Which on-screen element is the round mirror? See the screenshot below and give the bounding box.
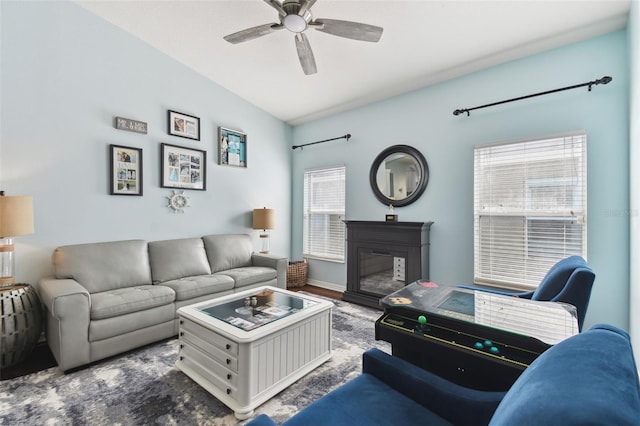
[369,145,429,207]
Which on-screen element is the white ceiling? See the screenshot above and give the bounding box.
[76,0,631,125]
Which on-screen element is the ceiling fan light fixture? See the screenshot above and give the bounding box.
[284,14,307,33]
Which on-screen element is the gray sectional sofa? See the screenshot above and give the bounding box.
[37,234,288,372]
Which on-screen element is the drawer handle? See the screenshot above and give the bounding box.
[179,320,184,325]
[179,356,184,361]
[226,358,231,365]
[180,344,184,349]
[226,344,231,350]
[227,374,232,380]
[226,388,231,395]
[179,331,184,337]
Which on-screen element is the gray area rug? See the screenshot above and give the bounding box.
[0,294,390,425]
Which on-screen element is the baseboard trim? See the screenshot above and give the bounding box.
[306,279,345,293]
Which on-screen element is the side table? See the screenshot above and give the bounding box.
[1,284,43,369]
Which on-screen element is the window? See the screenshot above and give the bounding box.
[474,133,587,289]
[303,165,346,262]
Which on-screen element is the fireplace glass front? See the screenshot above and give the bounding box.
[359,249,406,296]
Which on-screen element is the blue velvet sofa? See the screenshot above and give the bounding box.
[248,324,640,426]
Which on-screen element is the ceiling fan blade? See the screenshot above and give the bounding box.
[298,0,317,16]
[313,18,383,42]
[223,23,283,44]
[264,0,287,17]
[295,33,317,75]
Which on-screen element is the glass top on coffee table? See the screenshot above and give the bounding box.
[196,287,318,332]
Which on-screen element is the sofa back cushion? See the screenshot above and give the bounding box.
[54,240,151,293]
[148,238,212,283]
[203,234,253,273]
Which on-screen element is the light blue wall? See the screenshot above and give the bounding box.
[292,30,630,330]
[0,2,292,286]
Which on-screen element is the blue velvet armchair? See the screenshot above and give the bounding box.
[247,324,640,426]
[459,256,595,330]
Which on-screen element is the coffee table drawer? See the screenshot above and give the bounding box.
[179,350,238,399]
[179,344,238,387]
[180,318,238,355]
[180,325,239,371]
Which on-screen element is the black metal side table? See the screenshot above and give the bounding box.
[1,284,43,369]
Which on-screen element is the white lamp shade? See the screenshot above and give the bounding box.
[253,208,275,230]
[0,195,34,237]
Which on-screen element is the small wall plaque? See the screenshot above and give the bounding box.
[115,116,148,134]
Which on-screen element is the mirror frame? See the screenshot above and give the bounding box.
[369,144,429,207]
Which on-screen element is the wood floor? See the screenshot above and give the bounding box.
[289,285,343,300]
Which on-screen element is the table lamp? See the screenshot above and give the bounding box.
[253,207,275,254]
[0,191,34,287]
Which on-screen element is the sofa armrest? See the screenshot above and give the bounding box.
[37,277,91,371]
[489,324,640,425]
[362,348,505,425]
[252,253,288,289]
[38,277,90,315]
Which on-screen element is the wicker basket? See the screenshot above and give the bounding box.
[287,260,308,288]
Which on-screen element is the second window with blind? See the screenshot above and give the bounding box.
[303,165,346,262]
[474,132,587,290]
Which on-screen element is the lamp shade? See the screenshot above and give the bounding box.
[253,208,275,230]
[0,195,34,237]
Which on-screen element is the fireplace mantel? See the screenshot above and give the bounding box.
[342,220,433,309]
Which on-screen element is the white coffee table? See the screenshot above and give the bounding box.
[175,286,333,419]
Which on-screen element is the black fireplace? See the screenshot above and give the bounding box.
[342,221,432,309]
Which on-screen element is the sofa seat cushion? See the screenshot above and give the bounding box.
[280,373,452,426]
[217,267,277,288]
[148,238,212,283]
[90,285,175,320]
[159,274,235,301]
[89,303,175,342]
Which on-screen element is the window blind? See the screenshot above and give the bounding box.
[303,165,346,261]
[474,133,587,289]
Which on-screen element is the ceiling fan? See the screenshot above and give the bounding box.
[223,0,383,75]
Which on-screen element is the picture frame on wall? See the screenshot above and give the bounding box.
[161,143,206,190]
[218,126,247,168]
[110,144,143,196]
[168,110,200,141]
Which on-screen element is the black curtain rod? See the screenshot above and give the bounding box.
[292,133,351,150]
[453,75,612,117]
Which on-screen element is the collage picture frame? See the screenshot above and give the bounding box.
[160,143,206,191]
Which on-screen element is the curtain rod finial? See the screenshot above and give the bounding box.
[600,76,612,85]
